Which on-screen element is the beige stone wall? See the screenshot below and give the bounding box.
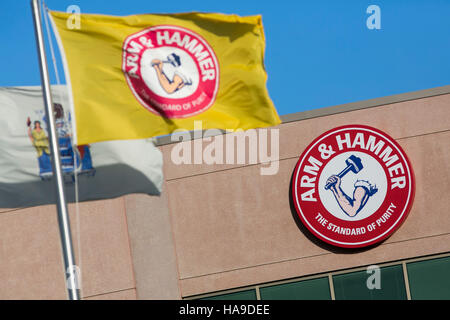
[1,88,449,299]
[159,92,450,297]
[0,198,136,299]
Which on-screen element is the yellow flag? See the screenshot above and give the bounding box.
[50,11,281,145]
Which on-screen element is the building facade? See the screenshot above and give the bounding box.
[1,85,449,299]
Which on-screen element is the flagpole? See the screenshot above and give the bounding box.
[31,0,80,300]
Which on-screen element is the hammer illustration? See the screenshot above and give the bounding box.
[152,53,181,67]
[324,155,363,190]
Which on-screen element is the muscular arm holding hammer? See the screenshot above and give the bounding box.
[326,175,371,217]
[151,59,185,94]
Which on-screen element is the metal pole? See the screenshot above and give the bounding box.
[31,0,80,300]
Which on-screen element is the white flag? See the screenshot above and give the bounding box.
[0,85,163,208]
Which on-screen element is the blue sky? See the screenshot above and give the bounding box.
[1,0,449,116]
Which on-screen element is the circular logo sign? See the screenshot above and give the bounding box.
[122,25,220,118]
[292,125,415,248]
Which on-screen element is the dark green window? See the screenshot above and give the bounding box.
[201,289,257,300]
[333,265,407,300]
[407,256,450,300]
[259,277,331,300]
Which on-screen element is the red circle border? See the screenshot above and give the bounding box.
[291,125,416,249]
